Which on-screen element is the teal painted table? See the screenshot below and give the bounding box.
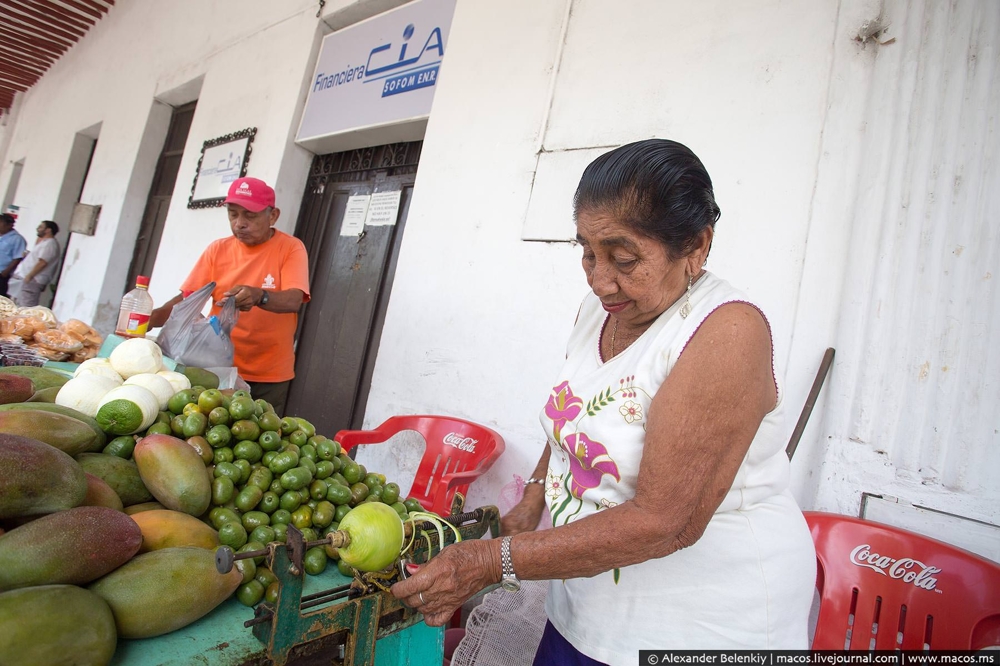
[109,567,444,666]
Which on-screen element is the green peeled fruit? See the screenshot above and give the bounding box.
[88,546,242,638]
[0,409,102,456]
[0,433,87,519]
[0,506,142,591]
[0,401,107,449]
[76,452,153,506]
[0,585,117,666]
[133,433,211,516]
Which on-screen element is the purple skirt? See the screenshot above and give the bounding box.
[533,621,609,666]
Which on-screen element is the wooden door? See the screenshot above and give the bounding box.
[286,142,421,437]
[127,102,196,287]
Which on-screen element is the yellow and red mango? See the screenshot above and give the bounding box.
[131,509,220,552]
[0,585,117,666]
[88,546,242,638]
[0,506,141,591]
[134,434,211,516]
[0,433,86,519]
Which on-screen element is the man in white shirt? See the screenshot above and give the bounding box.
[10,220,61,307]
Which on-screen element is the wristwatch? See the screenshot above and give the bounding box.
[258,290,269,307]
[499,536,520,592]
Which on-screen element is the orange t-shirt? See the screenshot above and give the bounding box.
[181,230,310,383]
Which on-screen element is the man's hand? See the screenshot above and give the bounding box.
[222,285,263,311]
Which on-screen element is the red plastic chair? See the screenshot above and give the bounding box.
[334,415,505,516]
[805,511,1000,650]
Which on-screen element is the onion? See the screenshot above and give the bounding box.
[338,502,405,572]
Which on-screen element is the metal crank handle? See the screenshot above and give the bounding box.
[215,531,353,574]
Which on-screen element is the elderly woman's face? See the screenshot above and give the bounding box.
[576,210,690,329]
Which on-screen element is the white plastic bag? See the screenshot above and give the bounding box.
[157,282,238,369]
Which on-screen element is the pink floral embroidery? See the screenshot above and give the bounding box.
[561,432,621,498]
[545,380,583,440]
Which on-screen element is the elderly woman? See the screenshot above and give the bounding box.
[392,139,816,662]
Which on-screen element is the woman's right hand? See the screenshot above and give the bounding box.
[500,486,546,536]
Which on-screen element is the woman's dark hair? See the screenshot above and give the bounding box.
[573,139,721,260]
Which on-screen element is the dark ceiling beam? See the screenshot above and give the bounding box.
[0,67,38,89]
[0,25,71,58]
[0,43,55,71]
[52,0,103,21]
[2,19,76,51]
[0,76,32,92]
[79,0,111,13]
[9,0,97,29]
[0,6,87,44]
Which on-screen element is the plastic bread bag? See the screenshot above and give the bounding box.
[156,282,238,369]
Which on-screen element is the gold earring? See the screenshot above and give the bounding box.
[679,276,693,319]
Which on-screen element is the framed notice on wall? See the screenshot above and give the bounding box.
[188,127,256,209]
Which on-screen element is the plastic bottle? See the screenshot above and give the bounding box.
[115,275,154,338]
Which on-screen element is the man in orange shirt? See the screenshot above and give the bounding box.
[151,177,310,415]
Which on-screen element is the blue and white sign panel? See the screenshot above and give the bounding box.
[297,0,456,148]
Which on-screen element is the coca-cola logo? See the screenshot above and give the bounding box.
[849,544,942,591]
[443,432,477,452]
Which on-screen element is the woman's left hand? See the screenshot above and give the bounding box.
[390,539,500,627]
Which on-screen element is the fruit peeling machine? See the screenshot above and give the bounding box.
[215,502,501,666]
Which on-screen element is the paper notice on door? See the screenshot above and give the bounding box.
[341,195,370,236]
[364,190,402,226]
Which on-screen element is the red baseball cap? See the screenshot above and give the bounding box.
[224,177,275,212]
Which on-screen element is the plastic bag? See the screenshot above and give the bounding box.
[157,282,238,369]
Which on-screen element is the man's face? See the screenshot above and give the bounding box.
[0,219,13,234]
[36,224,50,239]
[227,204,279,247]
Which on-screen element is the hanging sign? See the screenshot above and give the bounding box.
[341,195,371,236]
[297,0,456,151]
[365,190,402,227]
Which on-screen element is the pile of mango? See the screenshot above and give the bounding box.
[0,365,412,665]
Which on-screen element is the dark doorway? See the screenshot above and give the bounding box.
[286,141,421,437]
[127,101,196,287]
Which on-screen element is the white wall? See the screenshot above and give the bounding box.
[0,0,322,332]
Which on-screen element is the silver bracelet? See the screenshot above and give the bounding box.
[525,477,545,486]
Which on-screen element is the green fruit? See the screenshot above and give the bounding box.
[167,389,197,415]
[265,581,280,604]
[0,585,116,666]
[270,509,292,525]
[250,525,276,545]
[209,507,242,530]
[0,506,142,590]
[235,485,264,513]
[309,479,329,501]
[271,523,288,542]
[0,402,107,450]
[314,460,334,480]
[212,447,235,464]
[242,510,270,533]
[208,406,231,426]
[279,417,298,435]
[218,522,248,550]
[255,567,278,589]
[236,579,265,607]
[382,483,401,505]
[342,461,363,485]
[258,411,282,432]
[181,411,208,438]
[326,483,352,506]
[0,410,102,456]
[183,367,220,390]
[258,491,280,515]
[212,475,236,504]
[197,388,225,413]
[232,458,252,484]
[88,547,241,638]
[304,547,328,575]
[337,558,354,577]
[279,490,302,513]
[334,504,352,523]
[231,419,261,442]
[289,429,308,447]
[186,436,214,464]
[146,422,173,436]
[315,438,340,461]
[240,540,267,565]
[228,396,256,421]
[291,505,313,529]
[403,498,424,513]
[103,435,138,459]
[280,467,313,491]
[349,482,370,505]
[258,429,282,451]
[0,366,69,390]
[235,557,257,585]
[311,501,335,528]
[269,450,299,475]
[234,440,263,463]
[76,452,152,507]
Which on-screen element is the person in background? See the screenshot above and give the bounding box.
[0,214,26,298]
[391,139,816,663]
[150,177,310,416]
[10,220,60,307]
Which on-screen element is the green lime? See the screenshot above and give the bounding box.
[382,483,400,505]
[197,388,225,413]
[234,440,263,464]
[314,460,334,480]
[235,485,264,513]
[341,462,362,485]
[214,461,242,483]
[337,558,354,577]
[235,556,257,585]
[258,491,280,515]
[271,523,288,542]
[326,483,352,506]
[209,507,241,530]
[236,579,265,607]
[391,501,408,518]
[206,424,232,448]
[315,438,340,461]
[242,510,271,533]
[95,399,145,436]
[258,411,282,432]
[233,458,252,484]
[309,479,328,501]
[293,418,316,438]
[289,429,308,447]
[304,547,327,576]
[240,540,267,565]
[258,430,282,452]
[311,501,335,528]
[250,525,276,545]
[291,505,313,529]
[146,422,172,437]
[208,406,231,426]
[265,581,280,604]
[299,444,317,462]
[103,435,137,459]
[403,498,424,513]
[167,389,197,415]
[255,567,278,589]
[279,490,302,513]
[270,509,292,525]
[279,417,298,436]
[334,504,352,523]
[349,482,369,505]
[212,476,235,505]
[212,447,235,465]
[182,411,208,438]
[229,396,256,421]
[218,521,248,550]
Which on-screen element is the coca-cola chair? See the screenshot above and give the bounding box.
[334,415,505,516]
[805,511,1000,650]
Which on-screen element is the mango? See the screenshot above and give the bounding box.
[27,385,60,402]
[124,500,166,515]
[132,509,220,552]
[183,366,220,389]
[0,401,106,449]
[0,433,86,518]
[76,452,153,506]
[81,472,124,511]
[88,546,242,638]
[0,506,141,591]
[0,374,33,404]
[0,366,69,390]
[0,585,116,666]
[134,433,211,516]
[0,409,102,456]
